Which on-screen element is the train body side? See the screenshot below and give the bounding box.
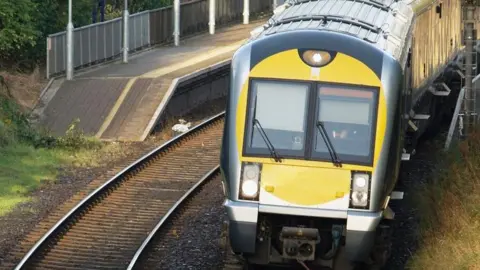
[411,0,462,102]
[404,0,464,152]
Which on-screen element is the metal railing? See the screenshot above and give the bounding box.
[46,0,273,78]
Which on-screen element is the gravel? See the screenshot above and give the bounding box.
[386,135,443,269]
[138,176,227,270]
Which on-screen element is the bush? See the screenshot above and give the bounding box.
[0,94,101,151]
[0,119,14,147]
[55,118,103,151]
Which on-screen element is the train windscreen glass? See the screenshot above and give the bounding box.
[313,85,377,164]
[247,80,310,156]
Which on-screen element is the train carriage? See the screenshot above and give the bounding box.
[220,0,460,268]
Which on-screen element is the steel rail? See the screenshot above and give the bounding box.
[126,165,220,270]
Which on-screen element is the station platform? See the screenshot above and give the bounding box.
[33,20,266,141]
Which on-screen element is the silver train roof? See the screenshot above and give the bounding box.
[249,0,414,66]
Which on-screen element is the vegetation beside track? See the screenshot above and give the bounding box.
[0,2,182,205]
[407,133,480,269]
[0,85,127,216]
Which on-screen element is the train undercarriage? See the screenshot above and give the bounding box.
[231,213,395,270]
[404,79,463,156]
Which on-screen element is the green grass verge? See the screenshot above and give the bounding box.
[407,134,480,269]
[0,94,125,216]
[0,144,63,215]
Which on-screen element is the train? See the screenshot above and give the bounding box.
[220,0,464,269]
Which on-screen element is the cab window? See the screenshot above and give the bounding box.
[245,80,310,157]
[313,85,377,164]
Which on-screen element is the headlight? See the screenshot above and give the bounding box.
[354,174,367,188]
[241,179,258,197]
[240,163,260,199]
[350,173,370,208]
[299,50,334,67]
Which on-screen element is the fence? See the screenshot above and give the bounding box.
[46,0,273,78]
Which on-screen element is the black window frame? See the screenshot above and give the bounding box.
[310,82,379,166]
[242,78,313,160]
[242,77,379,166]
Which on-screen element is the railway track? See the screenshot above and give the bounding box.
[3,112,224,270]
[125,166,222,270]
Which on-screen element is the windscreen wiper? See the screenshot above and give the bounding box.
[254,119,282,163]
[316,121,342,167]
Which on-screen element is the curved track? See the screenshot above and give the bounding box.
[126,166,222,270]
[5,112,224,270]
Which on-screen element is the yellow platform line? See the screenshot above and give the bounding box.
[95,38,247,140]
[96,77,138,138]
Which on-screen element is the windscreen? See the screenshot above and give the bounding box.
[314,85,376,161]
[243,79,378,164]
[248,80,310,154]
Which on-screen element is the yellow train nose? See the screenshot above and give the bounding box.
[260,164,351,207]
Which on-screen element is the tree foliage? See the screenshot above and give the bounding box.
[0,0,174,70]
[0,0,39,64]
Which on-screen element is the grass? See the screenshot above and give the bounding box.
[0,85,127,216]
[0,142,125,216]
[0,144,63,215]
[407,132,480,270]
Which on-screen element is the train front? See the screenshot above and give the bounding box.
[220,25,400,267]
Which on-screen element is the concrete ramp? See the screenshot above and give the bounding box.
[98,78,157,140]
[37,78,129,136]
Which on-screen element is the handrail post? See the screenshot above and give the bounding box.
[462,5,477,134]
[209,0,216,35]
[123,0,129,63]
[273,0,278,9]
[174,0,180,46]
[243,0,250,24]
[46,37,50,79]
[66,0,74,80]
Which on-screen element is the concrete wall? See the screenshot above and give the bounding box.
[154,65,230,129]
